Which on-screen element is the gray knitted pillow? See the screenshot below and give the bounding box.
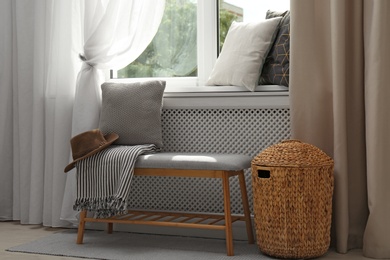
[99,80,166,147]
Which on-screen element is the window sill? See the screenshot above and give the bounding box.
[164,84,288,94]
[108,78,289,109]
[163,85,289,109]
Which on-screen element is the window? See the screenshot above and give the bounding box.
[111,0,289,89]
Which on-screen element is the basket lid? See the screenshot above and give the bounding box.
[252,139,334,167]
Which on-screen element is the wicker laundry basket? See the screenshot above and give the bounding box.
[251,140,334,259]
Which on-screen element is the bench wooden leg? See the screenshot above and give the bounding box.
[77,210,87,244]
[107,223,113,234]
[222,172,234,256]
[238,171,255,244]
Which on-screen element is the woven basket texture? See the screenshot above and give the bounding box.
[251,140,334,259]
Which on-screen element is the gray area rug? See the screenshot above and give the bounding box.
[7,229,276,260]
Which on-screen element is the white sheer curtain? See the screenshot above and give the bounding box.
[61,0,165,223]
[0,0,164,227]
[0,0,79,226]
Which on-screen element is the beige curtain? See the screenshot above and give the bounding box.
[290,0,390,258]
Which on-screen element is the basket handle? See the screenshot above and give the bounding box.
[257,169,270,179]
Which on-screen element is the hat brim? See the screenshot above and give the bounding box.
[64,132,119,173]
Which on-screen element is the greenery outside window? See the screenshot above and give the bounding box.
[116,0,197,78]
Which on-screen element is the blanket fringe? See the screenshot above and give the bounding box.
[73,197,128,218]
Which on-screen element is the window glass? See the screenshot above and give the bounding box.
[116,0,197,78]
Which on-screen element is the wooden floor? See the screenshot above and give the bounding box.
[0,221,371,260]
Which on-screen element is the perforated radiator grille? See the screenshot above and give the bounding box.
[127,108,291,214]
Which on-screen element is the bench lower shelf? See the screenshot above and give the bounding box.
[81,209,247,231]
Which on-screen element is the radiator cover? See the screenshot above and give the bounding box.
[127,108,291,214]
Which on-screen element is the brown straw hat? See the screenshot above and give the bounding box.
[64,129,119,173]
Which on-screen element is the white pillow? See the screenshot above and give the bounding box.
[206,18,282,92]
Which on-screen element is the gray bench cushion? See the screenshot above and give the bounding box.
[135,153,251,171]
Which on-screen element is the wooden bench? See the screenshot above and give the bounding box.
[75,153,255,256]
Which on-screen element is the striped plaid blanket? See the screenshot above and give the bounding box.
[73,144,156,218]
